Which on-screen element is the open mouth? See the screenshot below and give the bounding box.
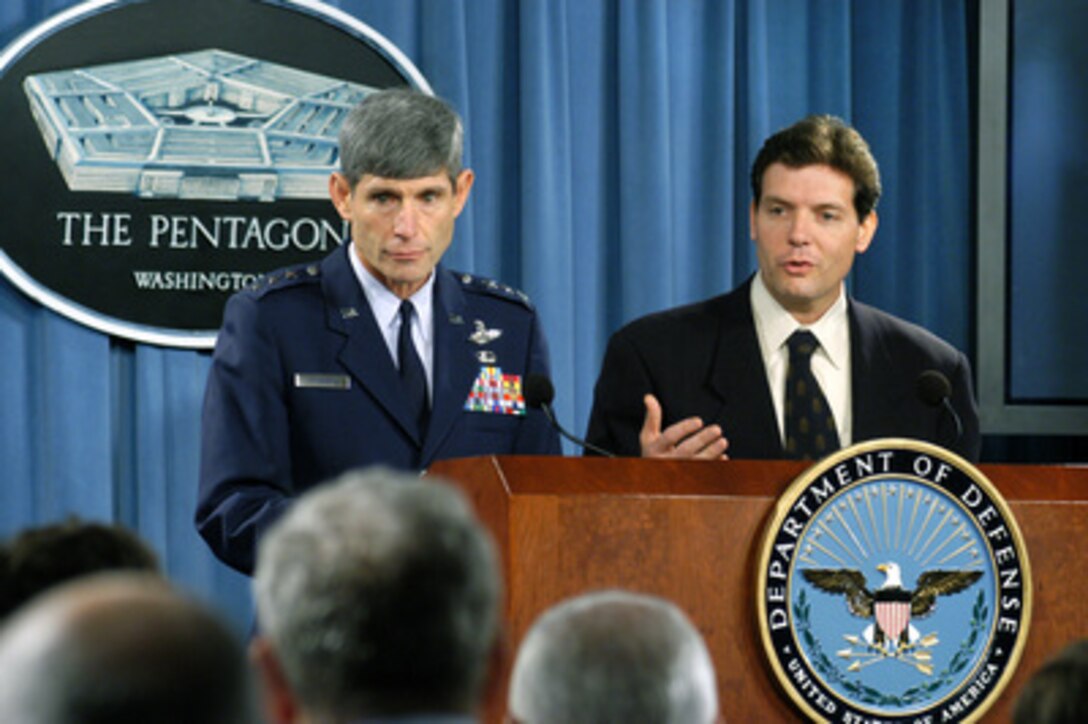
[783,259,813,274]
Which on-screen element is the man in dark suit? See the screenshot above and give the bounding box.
[197,89,559,574]
[586,115,979,462]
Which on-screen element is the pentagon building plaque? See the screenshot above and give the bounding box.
[24,49,376,202]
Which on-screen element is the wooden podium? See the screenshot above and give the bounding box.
[428,455,1088,722]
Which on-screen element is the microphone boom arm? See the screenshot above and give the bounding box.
[540,402,615,458]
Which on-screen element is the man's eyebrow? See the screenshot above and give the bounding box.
[415,183,450,195]
[366,185,402,197]
[761,195,848,211]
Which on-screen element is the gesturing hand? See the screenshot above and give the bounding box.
[638,394,729,460]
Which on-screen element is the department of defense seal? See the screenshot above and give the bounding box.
[756,439,1031,723]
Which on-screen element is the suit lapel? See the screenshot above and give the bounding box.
[322,246,422,444]
[705,280,785,458]
[849,299,893,441]
[421,268,477,464]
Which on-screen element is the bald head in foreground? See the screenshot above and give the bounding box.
[0,572,255,724]
[508,589,719,724]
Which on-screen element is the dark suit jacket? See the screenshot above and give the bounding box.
[585,277,980,462]
[197,245,560,573]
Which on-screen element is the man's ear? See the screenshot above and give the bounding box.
[250,636,301,724]
[328,172,353,220]
[452,169,475,217]
[855,209,878,254]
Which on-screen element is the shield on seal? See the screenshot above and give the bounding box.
[875,598,911,645]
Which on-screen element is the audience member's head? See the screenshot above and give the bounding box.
[508,589,719,724]
[1013,638,1088,724]
[252,466,501,723]
[0,572,256,724]
[0,516,159,619]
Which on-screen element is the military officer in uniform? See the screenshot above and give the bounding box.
[196,89,560,575]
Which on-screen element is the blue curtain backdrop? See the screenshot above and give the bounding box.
[0,0,973,629]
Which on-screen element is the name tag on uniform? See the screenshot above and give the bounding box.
[294,373,351,390]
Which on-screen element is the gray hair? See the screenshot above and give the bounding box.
[338,87,464,188]
[0,572,257,724]
[508,589,719,724]
[253,467,500,721]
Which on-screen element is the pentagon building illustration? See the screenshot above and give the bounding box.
[23,49,378,201]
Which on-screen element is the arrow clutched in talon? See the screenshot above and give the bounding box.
[849,656,891,673]
[895,632,940,658]
[904,659,934,676]
[842,633,889,656]
[884,646,936,676]
[910,633,939,650]
[838,647,882,660]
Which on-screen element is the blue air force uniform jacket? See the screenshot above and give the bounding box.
[196,245,560,574]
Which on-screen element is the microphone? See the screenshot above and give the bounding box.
[916,370,963,443]
[523,374,615,457]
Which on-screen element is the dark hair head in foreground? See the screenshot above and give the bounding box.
[1013,638,1088,724]
[0,516,159,620]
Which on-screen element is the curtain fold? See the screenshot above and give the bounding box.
[0,0,975,629]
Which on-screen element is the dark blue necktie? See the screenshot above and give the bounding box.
[398,300,429,437]
[784,330,840,460]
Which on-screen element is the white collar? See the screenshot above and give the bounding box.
[751,273,849,368]
[349,246,435,344]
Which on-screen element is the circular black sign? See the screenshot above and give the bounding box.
[0,0,428,347]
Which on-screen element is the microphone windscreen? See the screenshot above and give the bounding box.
[523,374,555,409]
[916,370,952,408]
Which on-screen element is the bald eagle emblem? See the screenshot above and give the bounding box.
[803,561,981,672]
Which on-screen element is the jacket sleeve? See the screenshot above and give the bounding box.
[949,350,981,463]
[584,329,651,457]
[195,292,294,575]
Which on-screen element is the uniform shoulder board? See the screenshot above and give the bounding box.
[248,263,322,296]
[456,272,534,309]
